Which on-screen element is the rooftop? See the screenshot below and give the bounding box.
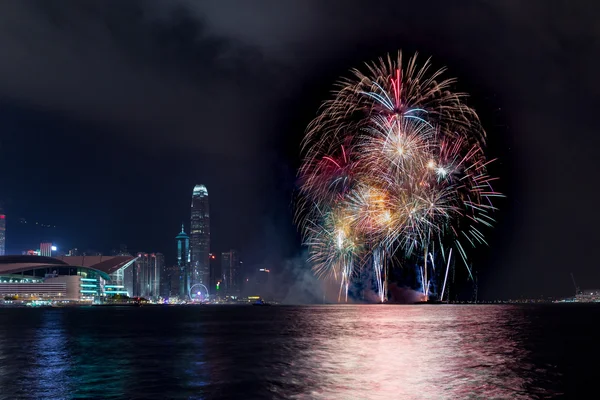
[0,255,137,279]
[193,184,208,196]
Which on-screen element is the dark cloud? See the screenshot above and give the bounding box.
[0,0,286,158]
[0,0,598,298]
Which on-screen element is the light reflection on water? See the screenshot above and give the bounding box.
[279,306,543,399]
[30,311,72,398]
[0,305,581,399]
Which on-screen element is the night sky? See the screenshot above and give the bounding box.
[0,1,597,299]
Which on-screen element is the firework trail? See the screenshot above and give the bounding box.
[297,52,502,302]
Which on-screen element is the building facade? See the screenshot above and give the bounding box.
[221,249,241,295]
[0,255,136,302]
[161,265,180,299]
[176,225,190,298]
[40,242,52,257]
[0,212,5,256]
[132,252,163,300]
[209,253,220,295]
[190,185,210,289]
[150,253,164,299]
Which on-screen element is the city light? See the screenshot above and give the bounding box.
[51,245,57,251]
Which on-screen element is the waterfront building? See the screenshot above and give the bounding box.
[151,253,164,299]
[0,255,136,302]
[576,290,600,302]
[209,253,220,295]
[176,225,190,298]
[221,249,241,295]
[190,185,210,289]
[131,252,163,300]
[161,265,180,298]
[133,253,149,298]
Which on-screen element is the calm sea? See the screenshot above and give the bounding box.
[0,304,597,399]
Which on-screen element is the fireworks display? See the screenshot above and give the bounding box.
[297,52,502,302]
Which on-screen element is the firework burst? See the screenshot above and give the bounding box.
[297,52,502,302]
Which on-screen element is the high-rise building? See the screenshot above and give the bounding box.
[133,253,149,298]
[150,253,164,299]
[190,185,210,288]
[176,224,190,299]
[221,249,241,295]
[161,265,180,299]
[124,263,134,297]
[221,251,231,292]
[132,252,163,300]
[40,242,53,257]
[0,212,5,256]
[209,253,220,294]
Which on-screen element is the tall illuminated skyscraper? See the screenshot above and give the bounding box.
[175,224,190,298]
[190,185,210,288]
[0,211,5,256]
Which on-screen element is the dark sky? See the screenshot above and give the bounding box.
[0,0,598,299]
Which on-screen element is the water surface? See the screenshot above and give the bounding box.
[0,304,596,399]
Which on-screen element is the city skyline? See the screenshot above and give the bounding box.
[0,3,596,399]
[0,1,597,299]
[0,208,267,302]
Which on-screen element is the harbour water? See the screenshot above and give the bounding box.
[0,304,597,399]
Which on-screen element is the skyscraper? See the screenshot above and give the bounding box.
[133,253,149,298]
[176,224,190,298]
[0,212,5,256]
[221,249,241,295]
[161,265,180,299]
[209,253,220,294]
[148,253,165,300]
[40,242,53,257]
[190,185,210,288]
[132,252,164,300]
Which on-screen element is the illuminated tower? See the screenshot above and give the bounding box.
[175,224,190,298]
[0,211,5,256]
[190,185,210,288]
